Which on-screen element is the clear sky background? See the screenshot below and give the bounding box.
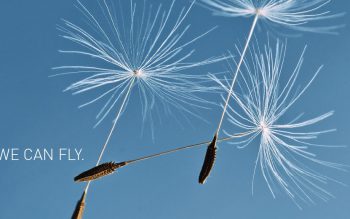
[0,0,349,218]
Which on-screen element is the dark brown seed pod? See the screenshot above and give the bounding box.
[71,191,86,219]
[198,134,218,184]
[74,161,127,182]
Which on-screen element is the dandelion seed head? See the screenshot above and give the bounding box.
[200,0,343,34]
[212,39,346,206]
[54,0,225,133]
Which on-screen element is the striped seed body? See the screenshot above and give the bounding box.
[74,162,126,182]
[71,191,86,219]
[198,134,217,184]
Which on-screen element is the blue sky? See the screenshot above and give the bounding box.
[0,0,349,218]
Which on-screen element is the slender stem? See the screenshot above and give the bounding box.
[96,78,136,166]
[85,77,136,193]
[122,130,255,166]
[215,14,259,136]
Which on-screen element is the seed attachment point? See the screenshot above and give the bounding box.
[133,69,143,77]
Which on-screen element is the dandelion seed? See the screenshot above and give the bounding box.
[55,0,225,185]
[212,39,346,206]
[54,0,224,130]
[71,191,86,219]
[197,0,342,184]
[196,15,257,183]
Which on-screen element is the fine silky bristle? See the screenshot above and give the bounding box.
[198,135,218,184]
[71,191,86,219]
[74,162,126,182]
